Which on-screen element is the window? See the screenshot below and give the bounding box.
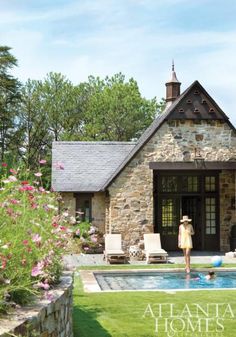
[205,197,216,234]
[161,198,178,235]
[205,176,216,192]
[161,176,177,192]
[182,176,199,192]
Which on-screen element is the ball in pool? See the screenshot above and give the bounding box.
[211,255,222,267]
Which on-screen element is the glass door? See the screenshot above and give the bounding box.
[157,197,179,250]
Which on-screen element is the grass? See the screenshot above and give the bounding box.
[73,265,236,337]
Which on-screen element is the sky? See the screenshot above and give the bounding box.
[1,0,236,125]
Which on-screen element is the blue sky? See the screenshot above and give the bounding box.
[1,0,236,125]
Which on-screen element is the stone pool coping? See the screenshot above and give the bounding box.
[79,267,236,293]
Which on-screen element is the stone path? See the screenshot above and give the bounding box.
[63,251,236,268]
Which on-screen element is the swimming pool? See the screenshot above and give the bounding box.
[94,271,236,291]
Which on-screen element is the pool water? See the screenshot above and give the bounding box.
[94,271,236,291]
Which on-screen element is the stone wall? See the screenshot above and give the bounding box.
[61,192,76,217]
[0,273,73,337]
[92,192,106,232]
[220,171,236,251]
[107,120,236,251]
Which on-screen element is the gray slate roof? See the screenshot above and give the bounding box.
[52,142,135,192]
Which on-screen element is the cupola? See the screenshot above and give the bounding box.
[165,61,181,104]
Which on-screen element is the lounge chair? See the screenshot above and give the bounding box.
[104,234,126,264]
[143,233,168,264]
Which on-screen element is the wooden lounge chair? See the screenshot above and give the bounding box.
[143,233,168,264]
[104,234,126,264]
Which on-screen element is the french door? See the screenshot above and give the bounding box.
[154,171,219,251]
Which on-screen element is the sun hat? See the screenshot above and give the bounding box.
[180,215,192,222]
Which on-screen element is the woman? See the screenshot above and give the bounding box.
[178,215,194,273]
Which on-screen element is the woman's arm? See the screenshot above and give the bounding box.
[178,225,182,247]
[190,224,195,235]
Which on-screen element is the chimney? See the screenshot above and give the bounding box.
[165,61,181,104]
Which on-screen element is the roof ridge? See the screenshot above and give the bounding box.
[53,141,136,146]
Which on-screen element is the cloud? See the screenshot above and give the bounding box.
[0,1,235,126]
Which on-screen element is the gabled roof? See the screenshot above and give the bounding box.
[101,80,236,189]
[52,141,135,192]
[168,80,233,121]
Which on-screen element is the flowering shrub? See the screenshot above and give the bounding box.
[0,164,71,313]
[73,222,104,253]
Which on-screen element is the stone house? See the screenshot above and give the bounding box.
[52,67,236,252]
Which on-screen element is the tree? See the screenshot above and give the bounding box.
[17,79,51,168]
[17,73,83,185]
[41,72,80,141]
[73,73,165,141]
[0,46,21,162]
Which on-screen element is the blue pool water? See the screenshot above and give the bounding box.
[94,271,236,291]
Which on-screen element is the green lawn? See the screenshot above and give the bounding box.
[73,265,236,337]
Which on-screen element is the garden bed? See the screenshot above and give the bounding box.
[0,273,73,337]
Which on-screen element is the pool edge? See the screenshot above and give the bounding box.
[79,267,236,293]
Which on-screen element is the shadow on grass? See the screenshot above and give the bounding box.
[73,305,112,337]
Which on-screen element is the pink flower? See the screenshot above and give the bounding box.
[59,226,67,231]
[37,281,50,290]
[39,187,45,192]
[54,162,64,170]
[75,229,80,236]
[34,172,42,177]
[32,234,42,244]
[10,199,20,204]
[31,261,44,277]
[21,181,29,185]
[0,257,7,269]
[19,185,34,192]
[83,247,89,251]
[91,235,98,243]
[22,240,29,245]
[39,159,47,164]
[88,226,96,235]
[1,163,7,167]
[6,208,14,216]
[43,204,49,211]
[9,168,17,175]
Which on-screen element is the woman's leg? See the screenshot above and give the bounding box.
[182,249,187,269]
[186,248,191,272]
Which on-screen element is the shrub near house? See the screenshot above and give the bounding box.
[73,221,104,253]
[0,163,71,313]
